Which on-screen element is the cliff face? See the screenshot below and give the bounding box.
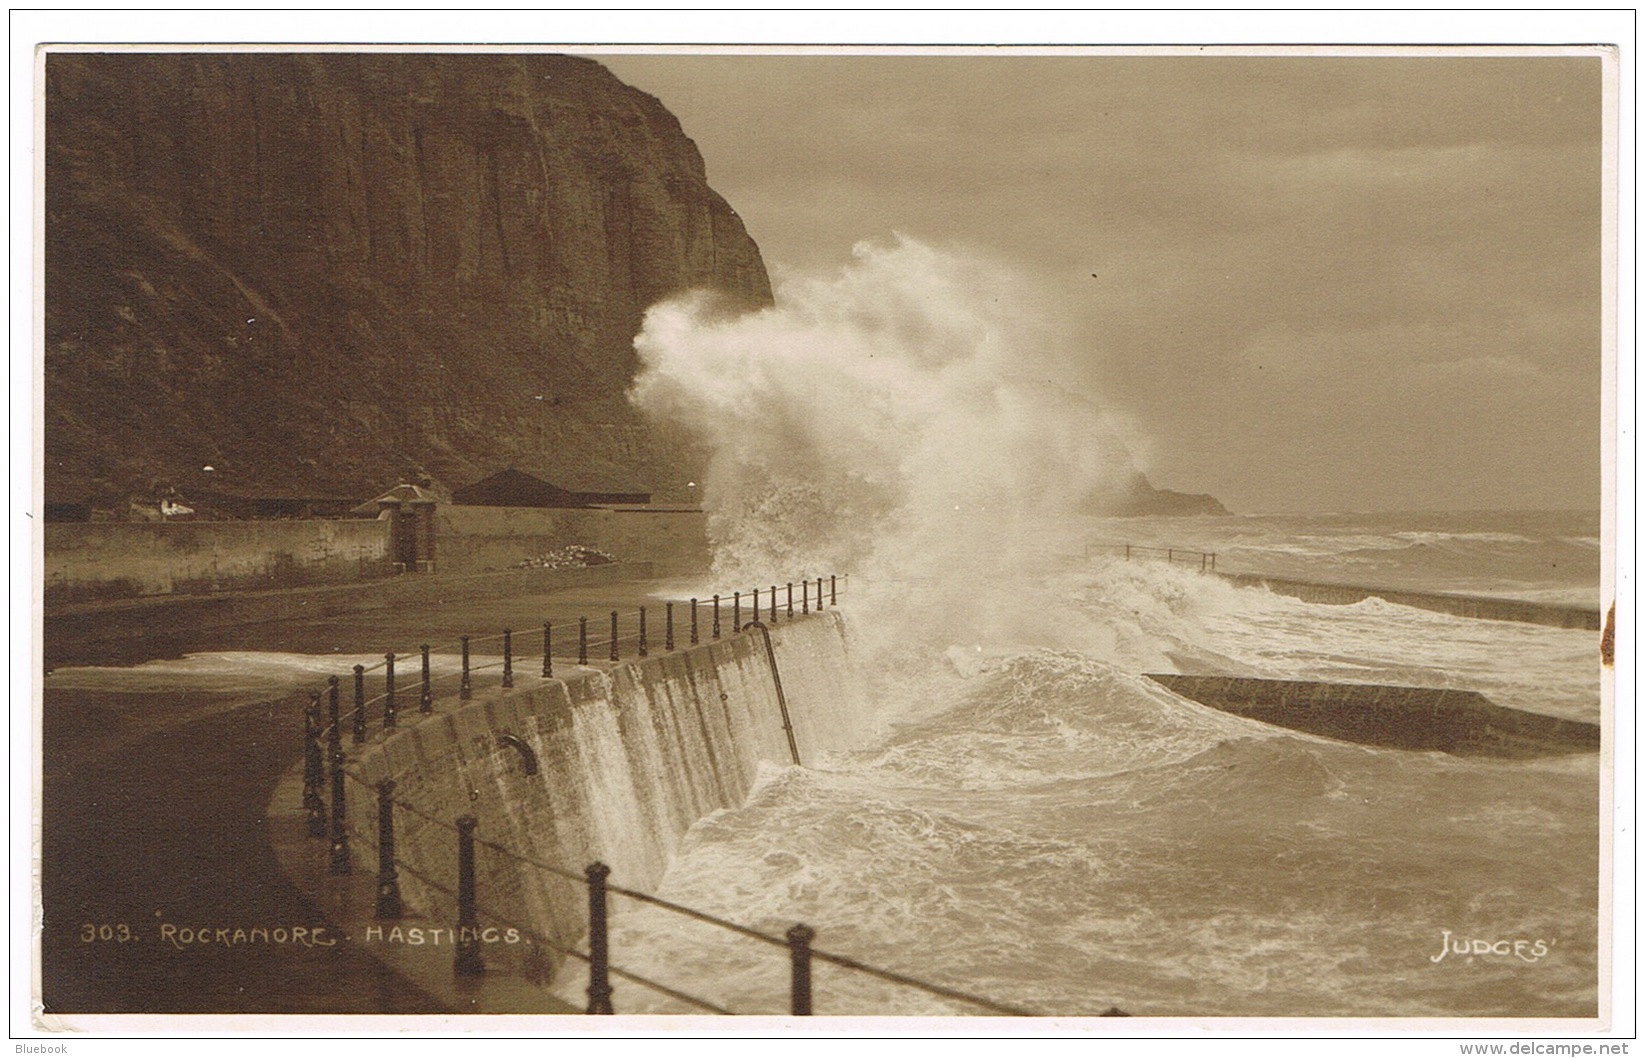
[45,53,771,507]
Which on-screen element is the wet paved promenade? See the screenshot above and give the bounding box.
[40,573,690,1016]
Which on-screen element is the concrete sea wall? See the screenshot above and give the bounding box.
[44,518,391,606]
[435,505,710,576]
[340,610,854,984]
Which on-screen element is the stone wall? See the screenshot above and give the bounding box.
[435,504,710,576]
[44,518,391,606]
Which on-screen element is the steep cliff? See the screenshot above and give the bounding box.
[45,53,771,508]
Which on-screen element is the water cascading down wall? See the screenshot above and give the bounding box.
[339,610,857,987]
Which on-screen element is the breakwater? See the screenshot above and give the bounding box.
[1090,543,1598,629]
[1215,572,1599,630]
[1147,674,1600,758]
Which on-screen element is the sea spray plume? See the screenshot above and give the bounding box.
[631,236,1146,657]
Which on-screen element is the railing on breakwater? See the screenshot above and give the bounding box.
[293,573,1077,1017]
[1087,542,1217,571]
[302,576,847,744]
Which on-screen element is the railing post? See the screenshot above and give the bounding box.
[1201,552,1207,572]
[327,674,350,750]
[328,687,350,875]
[638,607,648,658]
[665,602,675,651]
[543,622,553,678]
[690,597,699,645]
[352,665,366,744]
[1168,548,1174,564]
[454,815,485,977]
[383,653,396,730]
[751,587,759,628]
[787,924,816,1016]
[420,644,433,713]
[802,579,809,615]
[585,862,614,1014]
[1211,552,1216,571]
[733,592,741,633]
[771,585,778,623]
[816,577,824,610]
[502,629,514,689]
[609,611,619,662]
[830,575,836,606]
[1125,543,1131,561]
[375,780,402,919]
[303,693,326,838]
[579,617,589,665]
[787,582,794,619]
[460,636,473,700]
[712,595,721,639]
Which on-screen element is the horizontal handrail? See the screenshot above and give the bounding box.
[331,749,1041,1016]
[352,805,729,1014]
[1087,542,1216,569]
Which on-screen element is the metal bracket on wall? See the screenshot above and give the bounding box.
[741,620,801,767]
[497,732,541,776]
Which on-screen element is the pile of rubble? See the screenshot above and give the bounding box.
[513,545,616,570]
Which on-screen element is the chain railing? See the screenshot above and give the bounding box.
[1087,542,1217,571]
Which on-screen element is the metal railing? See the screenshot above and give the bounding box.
[291,571,1092,1015]
[300,574,849,752]
[330,766,1041,1016]
[1087,542,1217,571]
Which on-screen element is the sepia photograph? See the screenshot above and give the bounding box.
[17,11,1631,1045]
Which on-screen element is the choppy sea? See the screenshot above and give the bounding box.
[580,509,1605,1018]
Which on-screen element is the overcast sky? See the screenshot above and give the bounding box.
[597,51,1605,515]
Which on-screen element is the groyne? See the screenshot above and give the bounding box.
[1215,572,1599,630]
[1147,674,1600,758]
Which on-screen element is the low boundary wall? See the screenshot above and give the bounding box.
[44,518,391,606]
[436,505,709,576]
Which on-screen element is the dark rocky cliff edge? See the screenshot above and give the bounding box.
[45,52,1221,519]
[45,52,771,507]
